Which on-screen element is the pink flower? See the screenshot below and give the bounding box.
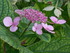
[32,23,43,35]
[15,9,47,23]
[3,17,20,32]
[50,16,66,24]
[15,9,24,16]
[42,23,55,33]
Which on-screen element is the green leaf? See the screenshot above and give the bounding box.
[20,47,33,53]
[28,37,70,53]
[0,0,14,22]
[67,1,70,18]
[24,31,34,35]
[5,43,19,53]
[16,0,31,9]
[0,24,33,53]
[35,2,47,11]
[28,24,70,53]
[37,33,51,42]
[62,24,70,37]
[34,3,40,10]
[62,5,70,25]
[20,31,37,46]
[0,39,4,53]
[4,25,29,51]
[54,24,70,37]
[21,35,37,46]
[10,0,17,5]
[0,25,21,49]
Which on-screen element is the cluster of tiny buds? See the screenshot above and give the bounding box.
[15,9,47,23]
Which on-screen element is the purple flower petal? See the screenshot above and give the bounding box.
[32,26,36,32]
[50,16,66,24]
[50,16,58,23]
[41,23,47,29]
[36,29,42,35]
[32,23,43,35]
[46,25,54,30]
[3,17,12,27]
[42,23,55,34]
[47,30,55,34]
[15,9,24,16]
[34,23,38,27]
[56,20,66,24]
[32,23,38,32]
[37,24,42,30]
[13,17,20,26]
[10,26,18,32]
[34,23,42,30]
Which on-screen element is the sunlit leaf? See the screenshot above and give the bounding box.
[43,6,54,11]
[54,8,61,17]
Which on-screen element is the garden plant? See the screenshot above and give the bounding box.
[0,0,70,53]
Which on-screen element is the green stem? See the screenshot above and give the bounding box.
[3,42,6,53]
[55,0,59,8]
[19,22,31,38]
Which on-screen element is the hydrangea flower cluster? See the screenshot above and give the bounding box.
[15,9,47,23]
[3,9,66,35]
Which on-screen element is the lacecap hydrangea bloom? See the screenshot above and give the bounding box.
[15,9,66,35]
[3,9,66,35]
[15,9,47,23]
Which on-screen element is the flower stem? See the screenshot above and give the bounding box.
[19,22,31,39]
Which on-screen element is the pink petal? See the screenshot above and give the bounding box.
[47,30,55,34]
[10,26,18,32]
[34,23,38,27]
[41,23,55,34]
[32,26,36,32]
[46,25,54,30]
[37,24,42,30]
[56,20,66,24]
[36,29,42,35]
[42,23,54,30]
[50,16,58,23]
[15,9,24,16]
[3,17,12,27]
[32,23,42,32]
[41,23,47,29]
[13,17,20,26]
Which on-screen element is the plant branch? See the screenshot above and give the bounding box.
[19,22,31,39]
[3,42,6,53]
